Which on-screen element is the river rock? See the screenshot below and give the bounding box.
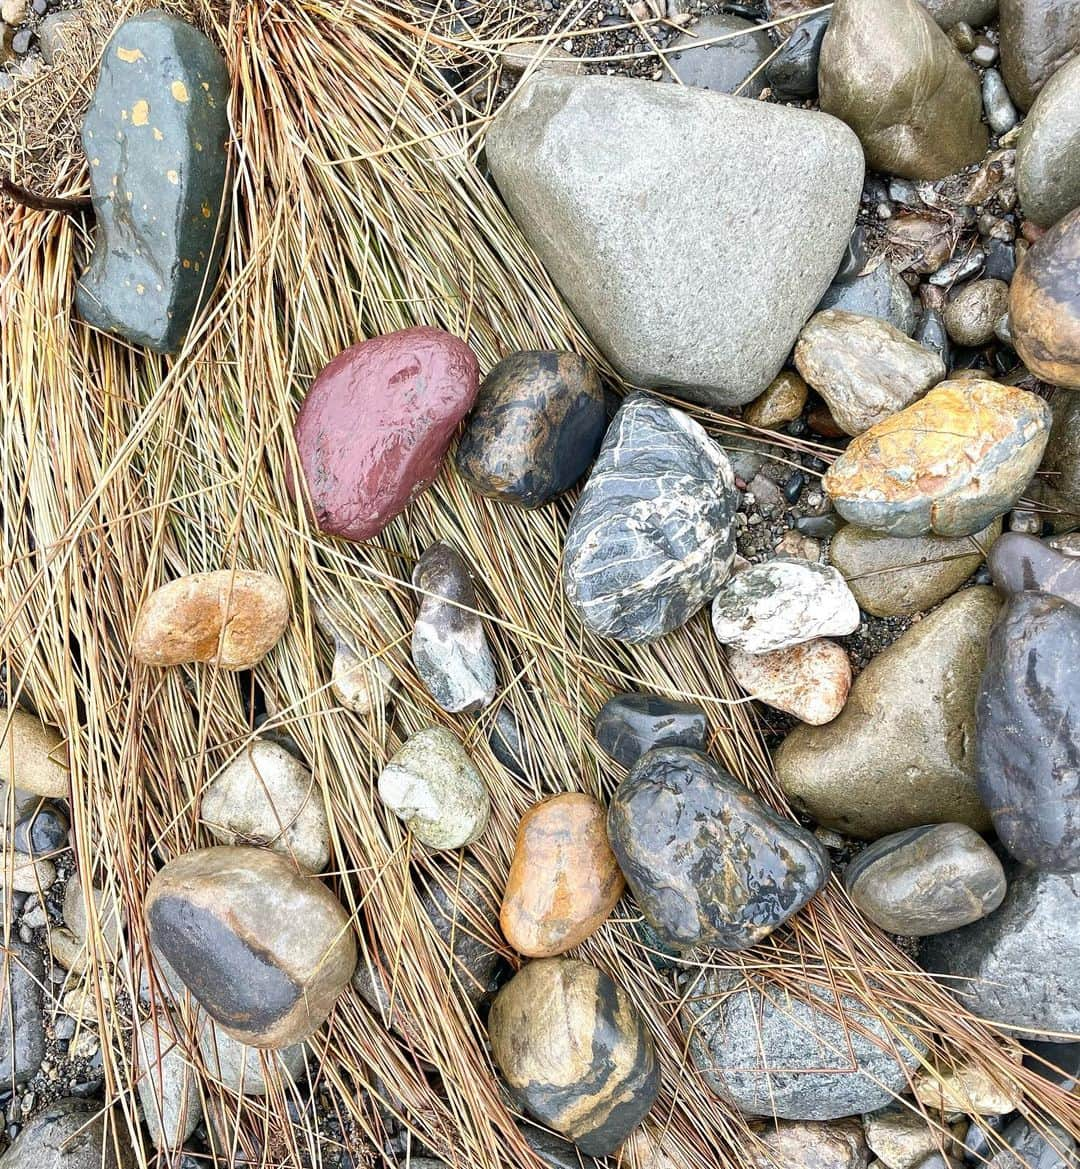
[0,1097,133,1169]
[0,707,68,798]
[1017,55,1080,227]
[818,261,918,335]
[0,940,43,1085]
[988,1118,1076,1169]
[711,559,860,654]
[131,570,289,670]
[864,1109,955,1169]
[766,12,830,99]
[1000,0,1080,111]
[743,371,808,431]
[311,591,396,717]
[135,1013,201,1148]
[663,14,772,96]
[775,587,998,839]
[819,0,987,180]
[198,1019,306,1095]
[594,693,707,768]
[726,639,851,725]
[988,531,1080,600]
[608,746,829,950]
[1034,389,1080,526]
[456,350,605,507]
[145,845,356,1047]
[486,75,862,406]
[943,279,1011,346]
[0,848,55,892]
[918,0,999,24]
[753,1119,869,1169]
[76,12,229,351]
[563,394,737,643]
[912,1051,1023,1115]
[794,310,945,435]
[293,327,479,540]
[823,380,1051,537]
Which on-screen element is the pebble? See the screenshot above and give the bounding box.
[563,394,737,643]
[487,704,528,782]
[488,957,659,1155]
[293,326,479,540]
[948,20,977,51]
[913,307,950,365]
[37,10,85,64]
[663,14,772,96]
[198,1019,306,1095]
[752,1119,868,1169]
[834,224,870,284]
[63,873,120,953]
[943,279,1011,347]
[774,529,821,561]
[983,68,1019,135]
[10,26,27,53]
[1016,55,1080,228]
[818,259,918,335]
[131,570,289,670]
[864,1108,957,1169]
[311,591,395,717]
[377,727,490,849]
[48,928,87,974]
[593,693,707,768]
[984,237,1016,281]
[766,11,830,98]
[135,1013,202,1148]
[989,531,1080,600]
[1000,0,1080,111]
[0,1097,131,1169]
[726,639,851,725]
[0,0,25,22]
[0,941,43,1086]
[796,513,845,538]
[145,845,356,1047]
[988,1118,1076,1169]
[608,746,829,950]
[12,802,69,856]
[742,371,808,430]
[0,850,55,893]
[913,1051,1023,1115]
[971,35,1000,65]
[0,708,68,799]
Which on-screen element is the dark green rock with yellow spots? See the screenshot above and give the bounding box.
[76,10,229,353]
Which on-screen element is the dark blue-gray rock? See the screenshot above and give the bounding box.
[976,591,1080,871]
[681,968,927,1119]
[817,260,918,335]
[0,1097,133,1169]
[13,802,69,856]
[0,940,44,1086]
[832,223,868,285]
[76,11,229,352]
[987,1118,1075,1169]
[594,693,707,767]
[487,705,528,782]
[563,394,738,643]
[766,12,829,98]
[1023,1039,1080,1089]
[608,747,829,950]
[914,307,950,365]
[664,14,773,96]
[988,532,1080,602]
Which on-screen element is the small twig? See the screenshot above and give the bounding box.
[1,174,91,214]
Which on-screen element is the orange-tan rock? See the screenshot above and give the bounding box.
[726,639,851,726]
[742,371,808,431]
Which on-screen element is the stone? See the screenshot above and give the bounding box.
[198,1019,306,1095]
[845,823,1006,935]
[753,1119,869,1169]
[486,75,863,407]
[1010,205,1080,388]
[500,42,585,76]
[131,570,289,670]
[976,591,1080,871]
[775,588,999,839]
[64,872,121,952]
[663,14,773,97]
[0,708,68,798]
[608,747,829,950]
[38,10,83,65]
[726,639,851,725]
[823,380,1051,537]
[864,1110,955,1169]
[918,0,999,24]
[681,968,927,1120]
[743,371,808,431]
[0,1097,133,1169]
[1032,395,1080,533]
[311,591,396,717]
[766,12,830,99]
[0,940,43,1085]
[711,559,860,654]
[794,310,945,436]
[563,394,738,643]
[1017,55,1080,227]
[76,12,229,352]
[411,543,496,713]
[920,866,1080,1040]
[48,928,88,973]
[135,1014,201,1148]
[912,1051,1023,1115]
[0,0,25,22]
[501,793,624,957]
[145,845,356,1048]
[593,693,707,768]
[988,1119,1076,1169]
[488,957,659,1155]
[828,520,1001,618]
[1000,0,1080,111]
[988,531,1080,600]
[488,704,529,781]
[377,727,490,849]
[14,802,69,855]
[456,350,605,507]
[943,280,1011,347]
[200,740,330,874]
[983,69,1019,135]
[293,326,479,540]
[1022,1038,1080,1087]
[819,0,987,180]
[818,261,918,335]
[0,849,55,892]
[834,225,870,285]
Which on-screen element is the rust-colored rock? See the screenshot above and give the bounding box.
[726,639,851,726]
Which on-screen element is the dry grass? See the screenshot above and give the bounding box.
[0,1,1077,1167]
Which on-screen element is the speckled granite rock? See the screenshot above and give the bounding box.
[817,261,917,335]
[0,1097,133,1169]
[594,693,707,768]
[0,707,68,798]
[726,639,851,725]
[989,531,1080,601]
[1017,55,1080,227]
[1000,0,1080,111]
[663,14,773,96]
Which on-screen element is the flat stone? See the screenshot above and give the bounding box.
[918,0,999,24]
[0,1096,133,1169]
[145,845,356,1047]
[943,279,1011,346]
[608,746,829,950]
[198,1019,306,1095]
[563,394,738,643]
[311,591,396,717]
[500,42,585,76]
[912,1050,1023,1115]
[775,588,998,839]
[76,12,229,352]
[1033,390,1080,526]
[864,1109,956,1169]
[766,12,830,99]
[1017,55,1080,227]
[987,1118,1076,1169]
[594,693,707,768]
[752,1118,869,1169]
[663,14,773,96]
[1000,0,1080,111]
[135,1014,201,1148]
[131,570,289,670]
[488,957,659,1155]
[726,639,851,725]
[293,326,479,540]
[817,260,918,335]
[824,379,1051,537]
[456,350,605,507]
[0,708,68,798]
[743,371,809,431]
[988,531,1080,601]
[0,940,43,1085]
[486,75,862,407]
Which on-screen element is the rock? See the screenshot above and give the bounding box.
[145,845,356,1048]
[63,873,121,952]
[1033,388,1080,531]
[987,1118,1076,1169]
[0,940,43,1085]
[828,520,1001,618]
[943,280,1011,346]
[594,693,707,768]
[920,866,1080,1040]
[864,1110,955,1169]
[501,793,624,956]
[293,326,479,540]
[775,588,998,839]
[48,928,87,973]
[38,10,83,65]
[131,570,289,670]
[663,14,773,96]
[563,394,738,643]
[0,1097,132,1169]
[818,261,918,335]
[988,531,1080,600]
[377,727,490,849]
[710,559,860,654]
[766,12,830,99]
[411,543,496,713]
[823,380,1051,537]
[608,746,829,950]
[912,1051,1023,1115]
[0,708,68,798]
[1010,205,1080,388]
[1022,1038,1080,1087]
[918,0,999,24]
[488,957,659,1155]
[486,75,863,407]
[198,1019,306,1095]
[75,12,229,352]
[0,0,25,22]
[976,591,1080,871]
[1017,55,1080,227]
[1000,0,1080,111]
[487,704,529,782]
[14,802,69,856]
[794,310,945,436]
[135,1014,201,1148]
[819,0,987,180]
[743,371,808,430]
[0,849,55,892]
[456,350,605,507]
[500,42,585,76]
[834,225,870,285]
[311,591,395,717]
[200,740,330,874]
[753,1119,869,1169]
[983,69,1019,135]
[726,639,851,725]
[681,968,927,1120]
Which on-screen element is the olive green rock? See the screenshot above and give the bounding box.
[1000,0,1080,112]
[77,11,229,352]
[819,0,988,180]
[1033,390,1080,530]
[1017,55,1080,228]
[774,587,998,840]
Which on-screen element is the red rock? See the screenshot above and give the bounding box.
[294,327,479,540]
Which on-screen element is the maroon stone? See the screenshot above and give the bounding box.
[294,327,480,540]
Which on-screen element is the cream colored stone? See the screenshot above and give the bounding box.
[0,707,68,798]
[728,639,851,725]
[913,1051,1023,1115]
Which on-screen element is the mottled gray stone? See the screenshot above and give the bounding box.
[199,1018,306,1095]
[0,940,43,1086]
[663,14,773,96]
[136,1014,202,1149]
[943,280,1011,346]
[989,531,1080,602]
[983,69,1019,135]
[0,1097,133,1169]
[594,693,707,768]
[817,261,918,335]
[1018,55,1080,228]
[987,1119,1075,1169]
[1000,0,1080,111]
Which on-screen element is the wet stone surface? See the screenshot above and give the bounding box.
[593,693,707,768]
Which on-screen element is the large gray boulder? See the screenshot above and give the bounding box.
[486,75,863,407]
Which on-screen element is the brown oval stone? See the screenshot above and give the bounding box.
[742,371,809,431]
[131,570,289,670]
[500,793,625,957]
